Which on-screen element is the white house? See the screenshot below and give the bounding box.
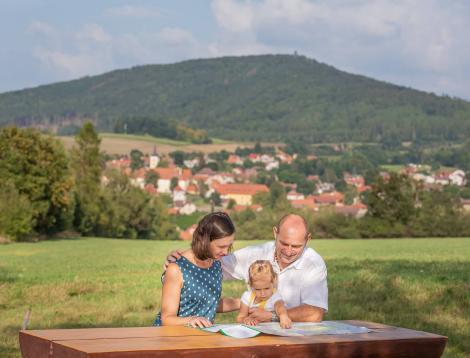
[449,170,466,186]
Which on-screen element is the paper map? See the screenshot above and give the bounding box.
[201,321,370,339]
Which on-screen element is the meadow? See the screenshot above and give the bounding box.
[58,133,256,155]
[1,238,469,357]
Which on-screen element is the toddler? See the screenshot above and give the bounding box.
[237,260,292,329]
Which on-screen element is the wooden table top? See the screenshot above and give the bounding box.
[19,320,447,358]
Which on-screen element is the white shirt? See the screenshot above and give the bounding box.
[240,290,284,312]
[221,241,328,311]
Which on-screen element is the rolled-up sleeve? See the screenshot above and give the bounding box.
[221,246,259,281]
[300,266,328,311]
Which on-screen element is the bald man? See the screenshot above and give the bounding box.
[221,214,327,323]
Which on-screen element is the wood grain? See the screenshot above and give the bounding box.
[19,321,447,358]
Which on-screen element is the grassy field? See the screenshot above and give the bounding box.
[1,238,469,357]
[58,133,259,155]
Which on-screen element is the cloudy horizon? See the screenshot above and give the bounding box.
[2,0,470,100]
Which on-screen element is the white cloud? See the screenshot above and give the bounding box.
[33,48,111,79]
[211,0,254,33]
[76,24,112,43]
[30,21,205,80]
[209,0,470,99]
[27,21,57,37]
[105,4,161,19]
[158,27,197,47]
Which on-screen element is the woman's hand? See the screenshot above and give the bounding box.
[187,316,213,328]
[243,317,259,326]
[279,314,292,329]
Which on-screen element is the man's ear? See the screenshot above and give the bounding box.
[272,226,278,240]
[306,232,312,243]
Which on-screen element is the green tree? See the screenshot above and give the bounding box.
[70,122,103,235]
[227,199,237,210]
[366,173,418,224]
[170,151,185,166]
[254,142,262,154]
[0,127,73,235]
[170,177,179,191]
[145,170,159,187]
[269,182,288,209]
[344,186,358,205]
[130,149,144,171]
[98,169,178,240]
[210,192,222,207]
[0,182,35,241]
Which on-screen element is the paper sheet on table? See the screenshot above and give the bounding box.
[201,321,370,338]
[253,321,371,337]
[201,324,260,338]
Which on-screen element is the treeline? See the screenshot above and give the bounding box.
[113,117,212,144]
[231,174,470,239]
[0,124,177,242]
[1,55,470,144]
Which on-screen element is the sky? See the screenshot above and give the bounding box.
[1,0,470,100]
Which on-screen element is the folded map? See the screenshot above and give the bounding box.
[201,321,371,339]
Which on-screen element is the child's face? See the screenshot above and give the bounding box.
[251,277,274,300]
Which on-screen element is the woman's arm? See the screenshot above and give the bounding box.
[217,297,240,313]
[274,300,292,329]
[160,263,211,327]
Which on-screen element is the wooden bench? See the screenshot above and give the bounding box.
[19,320,447,357]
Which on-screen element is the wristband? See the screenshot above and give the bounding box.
[271,312,279,322]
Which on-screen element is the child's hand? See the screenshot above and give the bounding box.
[279,314,292,329]
[243,317,259,326]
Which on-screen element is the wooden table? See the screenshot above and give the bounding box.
[19,320,447,358]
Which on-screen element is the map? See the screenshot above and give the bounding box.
[201,321,370,339]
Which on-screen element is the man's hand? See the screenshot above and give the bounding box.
[247,308,271,323]
[163,249,184,270]
[279,314,292,329]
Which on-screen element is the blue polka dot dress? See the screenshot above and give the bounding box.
[154,256,222,326]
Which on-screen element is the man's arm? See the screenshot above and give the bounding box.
[248,303,324,323]
[286,304,324,322]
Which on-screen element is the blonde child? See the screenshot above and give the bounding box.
[237,260,292,329]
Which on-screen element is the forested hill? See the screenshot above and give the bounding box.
[1,54,470,143]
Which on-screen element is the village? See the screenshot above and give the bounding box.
[104,145,469,240]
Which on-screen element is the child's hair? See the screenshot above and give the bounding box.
[191,211,235,260]
[248,260,278,288]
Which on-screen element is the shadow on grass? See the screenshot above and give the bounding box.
[326,258,470,358]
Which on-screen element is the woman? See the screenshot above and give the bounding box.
[154,212,236,328]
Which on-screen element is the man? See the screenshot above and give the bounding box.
[166,213,327,322]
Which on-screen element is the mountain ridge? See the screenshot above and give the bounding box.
[1,54,469,143]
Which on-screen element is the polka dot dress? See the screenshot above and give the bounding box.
[154,256,222,326]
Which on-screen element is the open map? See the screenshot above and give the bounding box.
[201,321,371,339]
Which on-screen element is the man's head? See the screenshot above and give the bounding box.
[273,214,311,270]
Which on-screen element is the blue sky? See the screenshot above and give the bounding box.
[2,0,470,100]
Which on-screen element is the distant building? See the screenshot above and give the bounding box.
[149,145,160,169]
[214,183,269,205]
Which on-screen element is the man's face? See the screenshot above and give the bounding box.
[274,225,309,269]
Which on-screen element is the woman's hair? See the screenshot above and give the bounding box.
[191,211,235,260]
[248,260,278,288]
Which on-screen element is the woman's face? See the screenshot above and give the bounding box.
[209,234,235,260]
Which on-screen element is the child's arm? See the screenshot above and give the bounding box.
[217,297,240,312]
[237,302,258,325]
[274,300,292,329]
